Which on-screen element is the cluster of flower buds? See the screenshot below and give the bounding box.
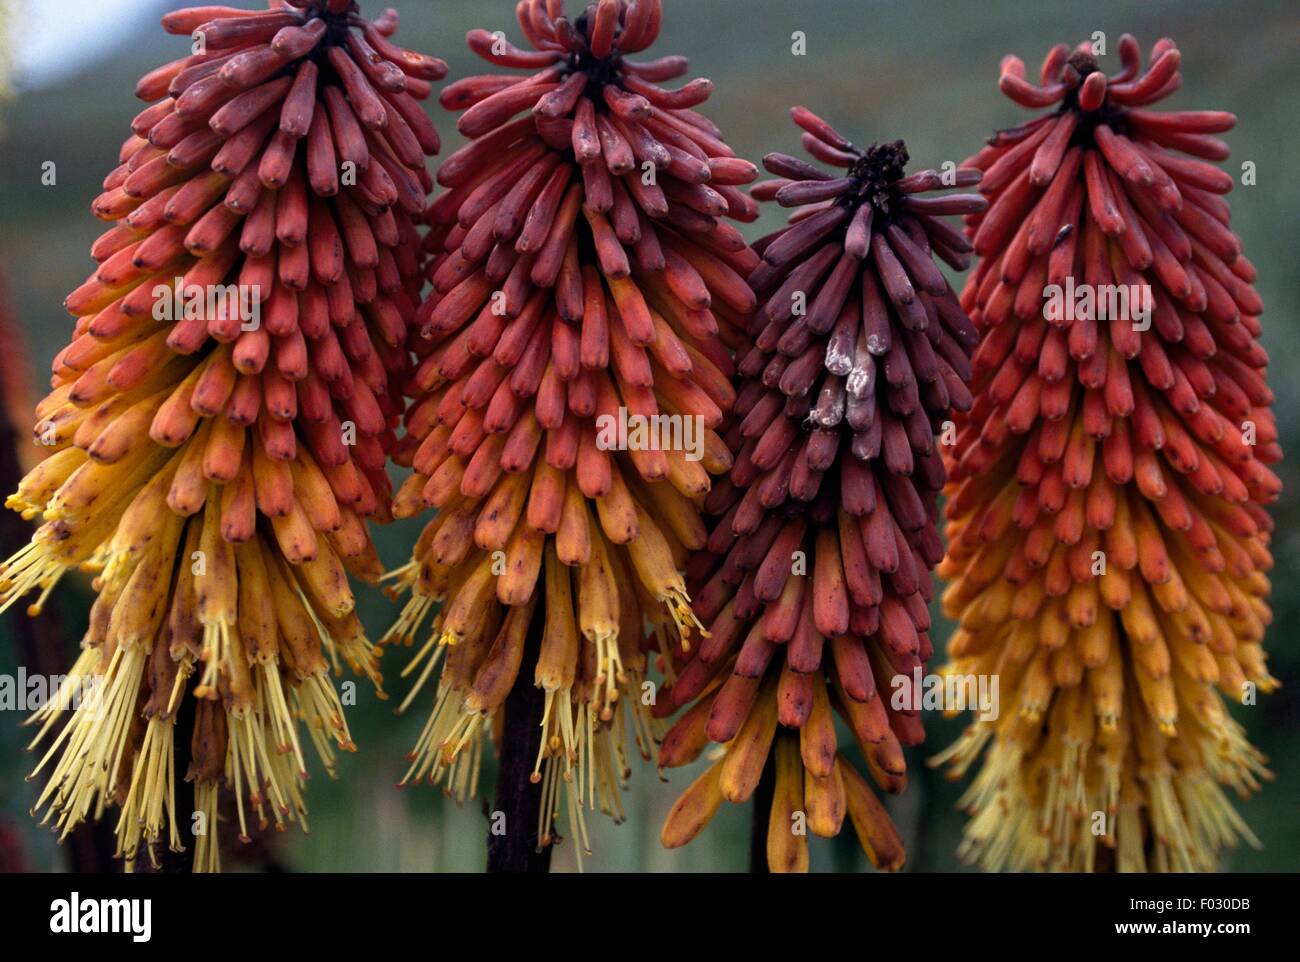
[659,108,985,871]
[382,0,757,862]
[0,0,441,870]
[935,37,1279,872]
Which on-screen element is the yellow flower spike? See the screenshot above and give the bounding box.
[1,3,442,874]
[936,35,1279,873]
[387,0,761,871]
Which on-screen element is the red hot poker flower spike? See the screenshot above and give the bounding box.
[935,36,1280,872]
[382,0,757,866]
[0,1,442,871]
[659,107,985,872]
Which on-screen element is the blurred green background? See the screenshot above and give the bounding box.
[0,0,1295,872]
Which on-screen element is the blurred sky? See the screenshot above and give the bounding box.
[10,0,157,89]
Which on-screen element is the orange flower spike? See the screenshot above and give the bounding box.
[384,0,756,868]
[936,36,1278,873]
[1,0,444,871]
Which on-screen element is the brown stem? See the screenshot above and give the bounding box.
[749,753,776,873]
[485,606,552,874]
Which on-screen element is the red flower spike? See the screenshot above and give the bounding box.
[659,107,984,872]
[382,0,757,867]
[936,36,1279,873]
[0,1,443,871]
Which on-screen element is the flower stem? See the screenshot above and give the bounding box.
[749,754,776,873]
[486,607,553,873]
